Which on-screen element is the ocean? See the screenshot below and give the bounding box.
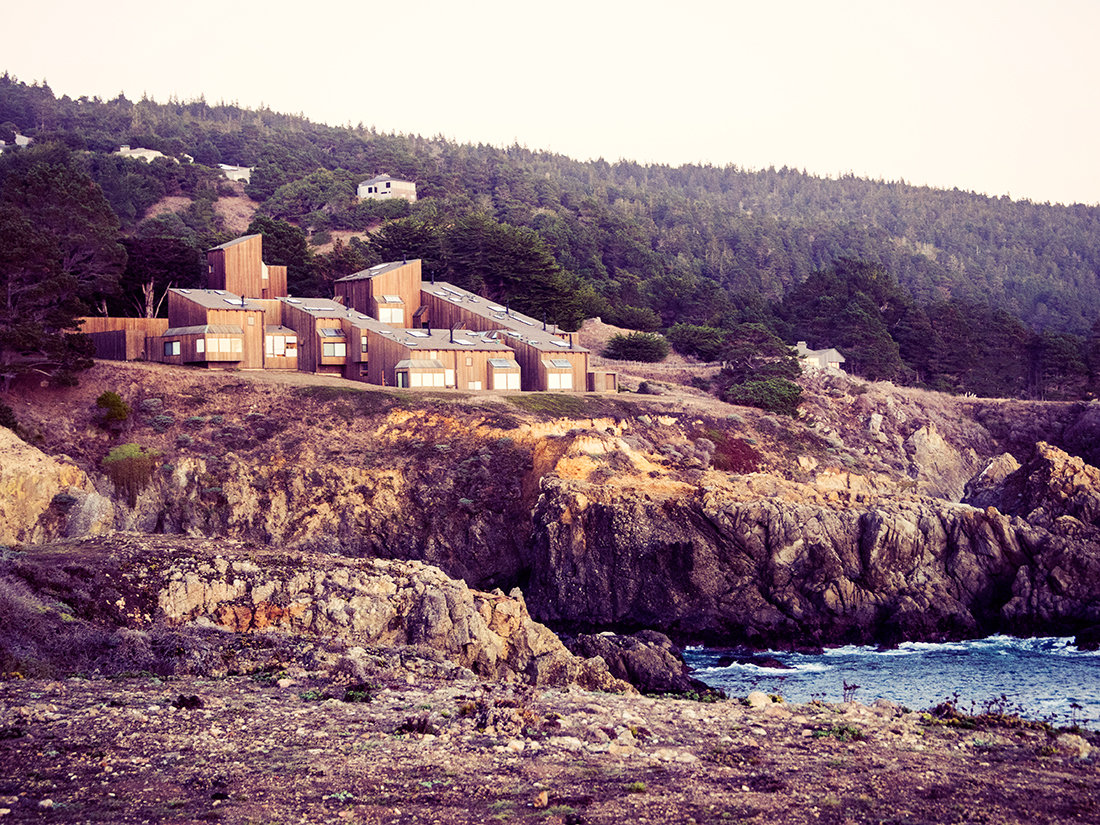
[685,635,1100,729]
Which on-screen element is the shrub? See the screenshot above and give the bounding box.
[605,305,661,332]
[667,323,728,361]
[603,332,670,362]
[95,391,130,424]
[0,401,17,432]
[102,443,160,507]
[723,378,803,417]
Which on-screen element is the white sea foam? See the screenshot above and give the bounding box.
[684,635,1100,729]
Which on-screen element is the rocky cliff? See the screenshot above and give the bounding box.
[1,534,630,692]
[4,363,1100,651]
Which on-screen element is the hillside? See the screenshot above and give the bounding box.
[3,74,1100,402]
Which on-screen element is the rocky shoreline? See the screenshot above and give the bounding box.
[1,671,1096,824]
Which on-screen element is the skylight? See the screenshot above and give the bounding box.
[551,359,572,368]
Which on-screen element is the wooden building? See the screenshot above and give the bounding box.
[334,261,423,329]
[206,235,287,300]
[151,289,266,369]
[78,317,170,361]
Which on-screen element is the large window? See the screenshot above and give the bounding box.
[163,340,180,356]
[547,372,572,390]
[322,341,347,358]
[379,306,404,324]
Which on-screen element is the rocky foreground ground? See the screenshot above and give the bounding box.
[1,672,1097,825]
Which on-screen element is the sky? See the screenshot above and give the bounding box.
[5,0,1099,206]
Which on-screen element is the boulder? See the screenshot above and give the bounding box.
[564,630,706,694]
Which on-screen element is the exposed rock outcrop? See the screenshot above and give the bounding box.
[0,429,111,545]
[564,630,710,695]
[2,536,631,692]
[7,365,1100,656]
[528,439,1100,646]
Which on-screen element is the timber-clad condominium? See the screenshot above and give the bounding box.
[79,234,619,393]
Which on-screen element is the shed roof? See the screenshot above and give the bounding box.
[421,281,589,354]
[172,288,262,311]
[394,359,445,370]
[207,234,259,252]
[336,261,409,283]
[162,324,244,336]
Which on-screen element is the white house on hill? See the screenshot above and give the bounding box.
[357,174,416,202]
[796,341,846,373]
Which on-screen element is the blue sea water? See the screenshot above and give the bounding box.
[685,635,1100,729]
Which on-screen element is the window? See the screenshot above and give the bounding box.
[468,381,482,391]
[232,338,242,353]
[506,373,520,390]
[386,182,391,188]
[410,372,423,388]
[322,342,347,358]
[445,369,455,386]
[164,340,180,356]
[547,373,560,390]
[465,357,473,367]
[196,339,205,354]
[247,316,255,326]
[361,338,368,353]
[560,373,572,389]
[379,307,404,324]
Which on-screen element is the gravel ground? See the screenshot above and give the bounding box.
[1,673,1097,824]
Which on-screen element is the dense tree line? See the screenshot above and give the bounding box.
[2,73,1100,399]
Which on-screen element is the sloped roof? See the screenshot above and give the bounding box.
[207,234,259,252]
[162,324,244,336]
[336,261,410,283]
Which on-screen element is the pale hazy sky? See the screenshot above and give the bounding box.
[6,1,1099,205]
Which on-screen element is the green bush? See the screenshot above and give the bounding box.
[605,305,661,332]
[102,443,160,507]
[667,323,728,361]
[603,332,670,362]
[95,391,130,424]
[723,378,803,417]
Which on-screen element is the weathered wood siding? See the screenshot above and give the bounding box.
[76,317,169,336]
[263,265,287,300]
[88,330,149,361]
[207,235,263,297]
[363,331,408,387]
[205,308,265,370]
[587,371,619,392]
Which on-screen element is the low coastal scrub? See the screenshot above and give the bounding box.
[101,443,160,506]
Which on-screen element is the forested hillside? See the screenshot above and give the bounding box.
[2,73,1100,399]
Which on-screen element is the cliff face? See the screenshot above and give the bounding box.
[4,364,1100,649]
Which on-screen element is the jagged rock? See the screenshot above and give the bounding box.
[528,463,1100,646]
[904,423,983,502]
[991,442,1100,530]
[155,549,631,691]
[962,453,1022,509]
[564,630,704,694]
[0,429,113,544]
